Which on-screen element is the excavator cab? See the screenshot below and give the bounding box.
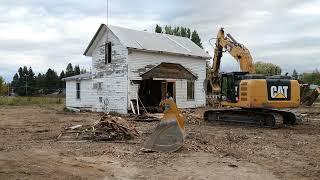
[220,72,247,103]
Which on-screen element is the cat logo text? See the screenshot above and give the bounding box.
[270,86,288,99]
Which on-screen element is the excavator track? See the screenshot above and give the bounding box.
[204,108,296,128]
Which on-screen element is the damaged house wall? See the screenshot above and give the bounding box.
[66,29,128,113]
[128,51,206,108]
[91,29,128,113]
[65,24,210,113]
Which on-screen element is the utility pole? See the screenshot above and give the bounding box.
[24,74,28,96]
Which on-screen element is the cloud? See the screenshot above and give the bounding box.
[0,0,319,81]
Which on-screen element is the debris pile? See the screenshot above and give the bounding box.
[57,114,138,142]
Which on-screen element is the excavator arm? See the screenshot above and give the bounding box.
[209,28,255,93]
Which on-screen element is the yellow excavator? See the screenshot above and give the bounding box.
[205,28,300,127]
[144,28,302,152]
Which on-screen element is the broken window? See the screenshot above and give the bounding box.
[105,42,112,64]
[76,82,80,99]
[187,80,194,100]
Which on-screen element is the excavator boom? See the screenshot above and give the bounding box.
[210,28,255,93]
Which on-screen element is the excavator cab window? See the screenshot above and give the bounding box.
[220,73,237,103]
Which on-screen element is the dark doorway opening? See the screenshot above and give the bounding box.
[139,79,176,112]
[139,79,162,111]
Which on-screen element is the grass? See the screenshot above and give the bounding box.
[0,96,65,106]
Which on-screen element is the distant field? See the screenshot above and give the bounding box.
[0,96,65,106]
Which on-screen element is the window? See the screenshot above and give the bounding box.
[187,80,194,100]
[76,82,80,99]
[98,82,102,90]
[105,42,112,64]
[93,83,98,89]
[99,97,103,103]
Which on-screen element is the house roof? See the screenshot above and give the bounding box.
[84,24,211,59]
[62,73,92,81]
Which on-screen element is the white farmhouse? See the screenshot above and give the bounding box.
[64,24,211,114]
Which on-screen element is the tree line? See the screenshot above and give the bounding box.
[254,62,320,85]
[10,63,86,96]
[155,24,203,48]
[296,69,320,85]
[255,61,282,75]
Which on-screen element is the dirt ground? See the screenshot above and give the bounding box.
[0,105,320,180]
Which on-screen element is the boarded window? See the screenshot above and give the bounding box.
[187,80,194,100]
[105,42,112,64]
[76,82,80,99]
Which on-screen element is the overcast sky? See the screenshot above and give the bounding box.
[1,0,319,81]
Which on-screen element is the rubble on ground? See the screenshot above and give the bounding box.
[181,108,207,125]
[131,113,161,122]
[57,114,138,141]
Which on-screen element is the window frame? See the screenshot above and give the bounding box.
[187,80,195,101]
[76,82,80,99]
[104,42,112,64]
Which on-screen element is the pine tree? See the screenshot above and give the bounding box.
[186,28,191,38]
[59,71,65,79]
[180,27,187,37]
[66,63,74,77]
[173,27,180,36]
[292,69,298,79]
[44,68,59,94]
[164,25,173,35]
[155,24,162,33]
[15,66,30,96]
[191,30,203,48]
[35,73,44,93]
[11,73,19,94]
[80,68,87,74]
[74,65,81,75]
[59,71,66,89]
[28,67,35,95]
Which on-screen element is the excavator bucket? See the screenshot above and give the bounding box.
[143,99,185,152]
[301,87,320,106]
